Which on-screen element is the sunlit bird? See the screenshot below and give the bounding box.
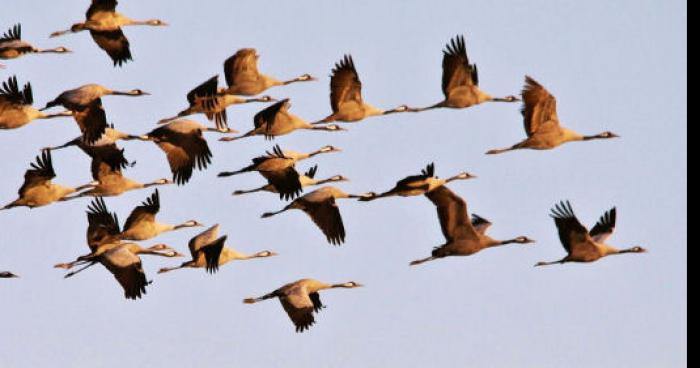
[0,76,72,130]
[0,24,70,63]
[410,186,535,266]
[415,35,519,112]
[233,165,348,197]
[244,279,363,333]
[360,163,475,202]
[49,0,168,66]
[487,76,619,154]
[535,201,647,267]
[222,48,316,96]
[158,224,277,275]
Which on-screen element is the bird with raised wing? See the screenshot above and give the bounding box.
[244,279,363,333]
[410,186,535,266]
[49,0,167,66]
[222,48,315,96]
[143,120,233,185]
[219,145,341,200]
[159,75,275,130]
[158,224,277,275]
[2,150,96,210]
[535,201,646,267]
[0,24,70,62]
[220,99,345,142]
[233,165,348,197]
[415,35,518,112]
[487,76,619,154]
[360,163,476,202]
[0,76,72,130]
[262,187,374,245]
[118,190,203,241]
[314,55,413,125]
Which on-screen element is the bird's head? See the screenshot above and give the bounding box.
[255,251,278,258]
[320,145,341,153]
[329,175,349,183]
[297,74,316,82]
[128,89,150,96]
[514,236,536,244]
[146,19,169,26]
[625,246,648,254]
[324,124,347,132]
[335,281,364,289]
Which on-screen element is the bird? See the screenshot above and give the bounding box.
[118,189,204,241]
[54,197,183,299]
[220,99,346,142]
[487,76,620,154]
[360,163,476,202]
[415,35,519,112]
[535,201,647,267]
[0,75,73,130]
[62,146,172,199]
[261,186,374,245]
[49,0,168,66]
[233,165,349,197]
[2,150,96,210]
[222,48,316,96]
[244,279,363,332]
[219,145,341,200]
[158,224,277,274]
[410,186,535,266]
[314,55,414,125]
[0,24,71,62]
[143,120,233,185]
[41,84,149,144]
[0,271,19,279]
[158,75,275,130]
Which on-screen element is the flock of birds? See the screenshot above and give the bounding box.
[0,0,647,333]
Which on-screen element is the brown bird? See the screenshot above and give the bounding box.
[158,75,275,130]
[410,186,535,266]
[42,125,143,168]
[49,0,168,66]
[55,197,183,300]
[487,76,619,154]
[118,189,203,241]
[158,224,277,275]
[62,146,172,199]
[416,35,519,112]
[0,271,19,278]
[222,48,316,96]
[42,84,149,144]
[535,201,647,267]
[144,120,233,185]
[360,163,476,202]
[219,145,341,200]
[0,24,70,63]
[314,55,413,125]
[220,99,345,142]
[233,165,349,197]
[262,186,374,245]
[0,76,72,130]
[244,279,363,332]
[2,150,96,210]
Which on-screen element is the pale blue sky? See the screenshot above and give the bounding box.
[0,1,686,367]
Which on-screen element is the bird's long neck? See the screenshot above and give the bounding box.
[33,47,66,54]
[497,238,522,246]
[173,222,197,230]
[315,177,338,186]
[582,133,609,141]
[39,111,73,120]
[144,180,169,188]
[110,90,136,96]
[282,75,308,86]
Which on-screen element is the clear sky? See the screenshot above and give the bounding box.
[0,1,687,367]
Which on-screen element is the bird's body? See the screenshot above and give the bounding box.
[2,150,95,210]
[117,190,203,241]
[159,75,275,130]
[223,49,315,96]
[262,186,373,245]
[361,163,476,201]
[219,145,341,200]
[0,76,72,129]
[0,24,70,61]
[535,201,646,267]
[145,120,231,185]
[221,99,345,142]
[158,224,276,274]
[233,165,348,197]
[416,35,518,112]
[244,279,363,332]
[0,271,18,278]
[315,55,412,125]
[410,186,534,266]
[487,76,619,154]
[49,0,168,66]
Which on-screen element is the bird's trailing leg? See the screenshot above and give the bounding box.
[243,292,277,304]
[534,259,566,267]
[63,261,99,278]
[409,256,438,266]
